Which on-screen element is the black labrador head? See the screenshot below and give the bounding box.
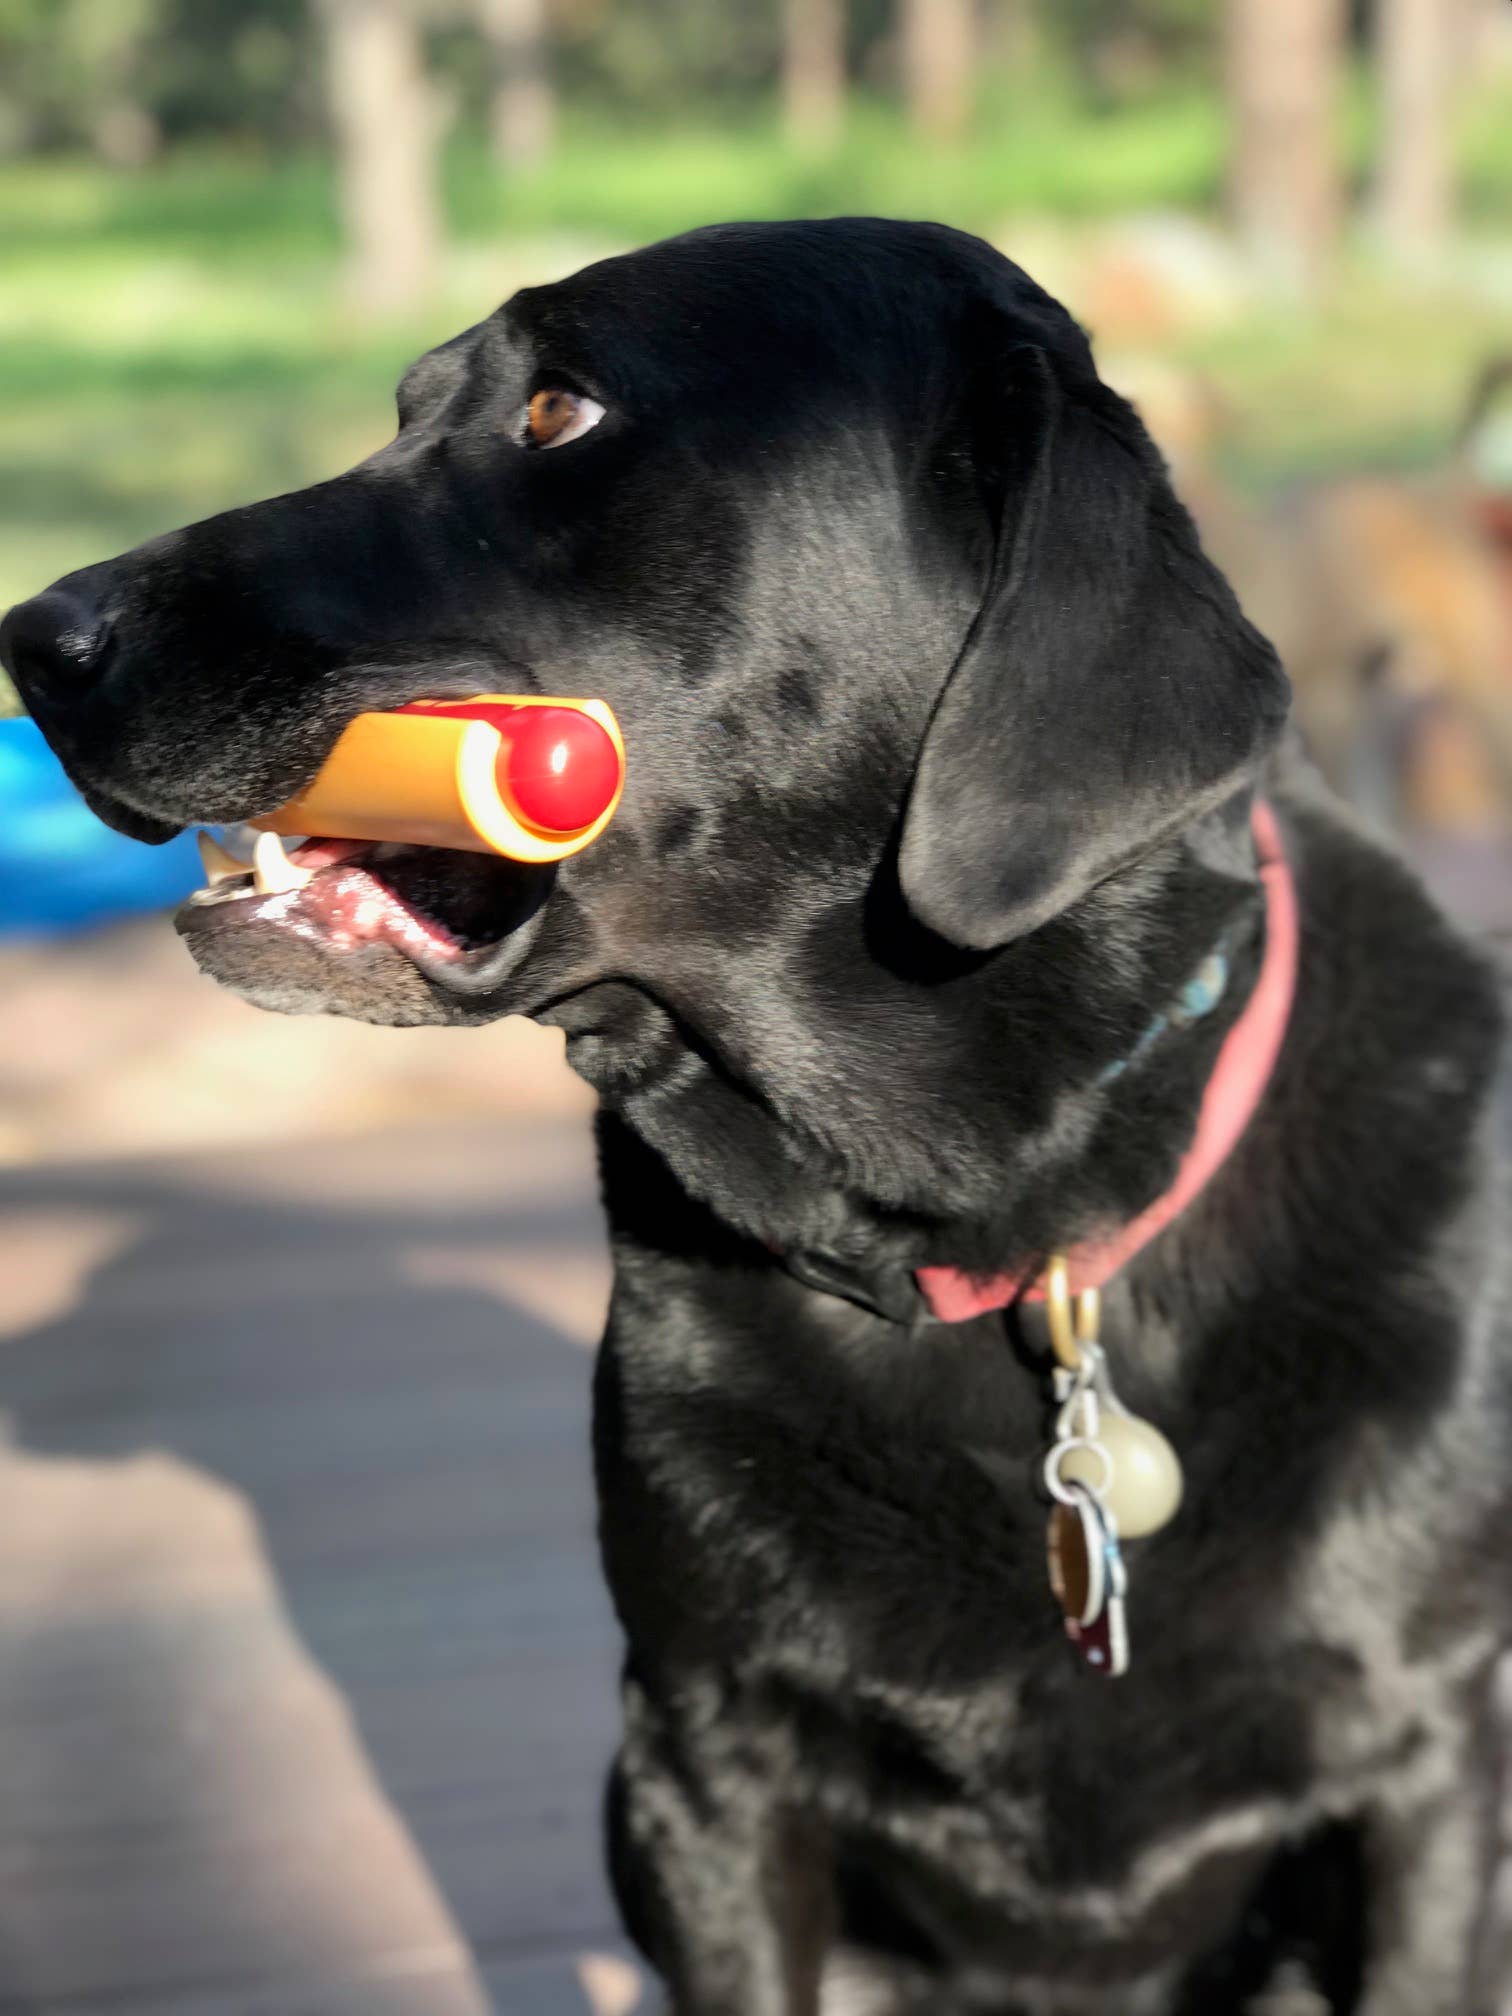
[2,220,1287,1264]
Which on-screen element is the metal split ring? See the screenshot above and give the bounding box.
[1044,1253,1101,1371]
[1044,1436,1113,1505]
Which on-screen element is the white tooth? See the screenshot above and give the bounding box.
[253,830,314,896]
[187,883,256,906]
[196,829,252,886]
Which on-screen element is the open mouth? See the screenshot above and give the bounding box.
[179,829,550,980]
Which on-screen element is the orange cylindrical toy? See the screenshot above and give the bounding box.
[253,695,625,863]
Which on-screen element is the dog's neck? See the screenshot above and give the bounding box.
[915,798,1297,1325]
[596,792,1286,1326]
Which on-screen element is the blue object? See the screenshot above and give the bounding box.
[0,717,203,938]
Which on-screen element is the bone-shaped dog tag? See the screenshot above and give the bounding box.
[1046,1484,1129,1678]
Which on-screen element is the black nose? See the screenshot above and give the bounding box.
[0,585,115,705]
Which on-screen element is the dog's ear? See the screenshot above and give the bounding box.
[898,342,1289,949]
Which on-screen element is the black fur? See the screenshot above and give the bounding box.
[4,219,1508,2014]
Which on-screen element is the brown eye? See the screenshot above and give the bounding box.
[522,386,605,450]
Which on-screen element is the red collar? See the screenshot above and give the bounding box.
[915,799,1299,1324]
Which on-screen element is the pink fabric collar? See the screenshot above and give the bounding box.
[915,799,1299,1324]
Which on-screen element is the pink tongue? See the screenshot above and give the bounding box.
[278,850,464,963]
[291,838,369,871]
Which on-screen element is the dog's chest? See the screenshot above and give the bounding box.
[600,1248,1507,1972]
[793,1472,1499,1978]
[796,1613,1463,1985]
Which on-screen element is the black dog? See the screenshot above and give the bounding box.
[5,220,1509,2015]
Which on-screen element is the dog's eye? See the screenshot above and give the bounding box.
[520,387,605,450]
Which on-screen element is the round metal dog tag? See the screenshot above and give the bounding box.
[1047,1489,1105,1628]
[1046,1484,1130,1678]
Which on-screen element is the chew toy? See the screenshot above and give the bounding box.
[253,695,625,863]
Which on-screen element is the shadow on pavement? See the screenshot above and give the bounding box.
[0,1122,646,2016]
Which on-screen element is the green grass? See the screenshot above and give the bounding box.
[2,81,1509,716]
[442,90,1234,240]
[1182,268,1512,487]
[0,66,1505,260]
[0,88,1234,263]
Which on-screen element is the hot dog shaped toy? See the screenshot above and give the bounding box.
[252,695,625,864]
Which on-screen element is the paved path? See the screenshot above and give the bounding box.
[0,1117,649,2015]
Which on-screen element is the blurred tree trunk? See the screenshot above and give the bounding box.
[901,0,976,144]
[782,0,845,153]
[79,0,162,170]
[321,0,443,314]
[1372,0,1459,264]
[480,0,554,172]
[91,100,161,170]
[1225,0,1346,295]
[983,0,1035,76]
[1466,0,1512,74]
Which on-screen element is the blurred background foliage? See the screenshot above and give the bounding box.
[2,0,1510,701]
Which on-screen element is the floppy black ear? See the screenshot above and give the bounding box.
[898,342,1289,948]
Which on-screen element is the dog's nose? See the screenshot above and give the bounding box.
[0,585,116,704]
